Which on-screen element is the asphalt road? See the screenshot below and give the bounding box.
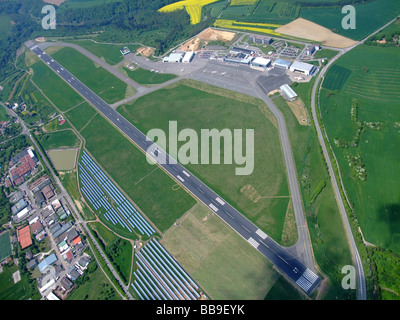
[309,16,399,300]
[27,42,321,295]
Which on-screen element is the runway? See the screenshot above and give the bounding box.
[27,42,321,295]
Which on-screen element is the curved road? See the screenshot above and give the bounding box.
[310,16,399,300]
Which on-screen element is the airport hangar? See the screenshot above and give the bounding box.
[289,61,317,76]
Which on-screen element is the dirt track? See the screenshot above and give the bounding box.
[276,18,357,48]
[197,27,236,41]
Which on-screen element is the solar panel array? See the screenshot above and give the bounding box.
[131,239,201,300]
[79,151,155,236]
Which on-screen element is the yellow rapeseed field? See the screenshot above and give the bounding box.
[158,0,219,25]
[230,0,258,5]
[213,19,282,36]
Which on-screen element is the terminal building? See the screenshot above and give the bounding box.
[290,61,317,76]
[224,52,254,65]
[250,57,271,71]
[230,46,255,56]
[272,58,292,70]
[162,52,184,63]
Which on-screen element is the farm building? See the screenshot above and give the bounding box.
[290,61,317,76]
[163,52,184,63]
[273,58,292,70]
[280,84,298,101]
[182,51,195,63]
[251,57,271,70]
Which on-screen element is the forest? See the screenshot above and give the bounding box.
[0,0,217,83]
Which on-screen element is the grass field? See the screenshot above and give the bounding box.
[65,40,140,65]
[0,232,11,262]
[80,113,196,233]
[274,81,354,299]
[0,108,9,122]
[64,102,98,132]
[88,222,133,284]
[163,203,281,299]
[49,47,132,104]
[320,45,400,253]
[122,67,178,85]
[67,262,122,300]
[118,80,290,242]
[31,60,84,112]
[0,264,38,300]
[38,130,80,150]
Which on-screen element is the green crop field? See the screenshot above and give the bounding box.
[65,40,141,65]
[80,113,196,233]
[300,0,400,40]
[320,45,400,253]
[118,80,290,242]
[38,130,80,150]
[49,47,132,104]
[322,65,352,91]
[163,203,281,300]
[122,67,177,85]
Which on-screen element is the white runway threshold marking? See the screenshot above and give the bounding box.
[256,229,268,240]
[177,175,185,182]
[209,203,218,212]
[182,170,190,177]
[215,197,225,205]
[247,237,259,249]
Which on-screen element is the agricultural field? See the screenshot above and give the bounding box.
[158,0,221,24]
[320,45,400,253]
[163,204,281,300]
[230,0,257,5]
[214,19,282,36]
[64,40,141,65]
[300,0,400,41]
[80,113,196,233]
[117,80,291,242]
[48,47,132,104]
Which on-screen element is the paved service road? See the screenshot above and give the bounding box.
[28,42,321,295]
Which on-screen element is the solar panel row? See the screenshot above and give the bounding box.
[131,239,201,300]
[79,151,155,236]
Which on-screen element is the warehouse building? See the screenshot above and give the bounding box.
[290,61,317,76]
[250,57,271,71]
[280,84,298,101]
[272,58,292,70]
[162,52,184,63]
[182,51,195,63]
